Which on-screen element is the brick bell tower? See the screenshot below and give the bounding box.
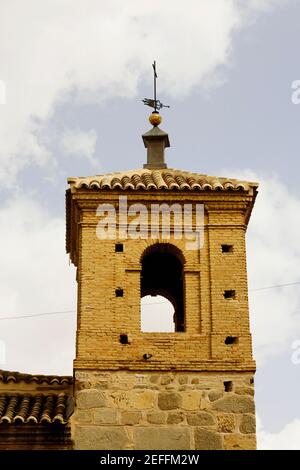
[66,105,258,450]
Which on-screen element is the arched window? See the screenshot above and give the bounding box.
[140,243,185,332]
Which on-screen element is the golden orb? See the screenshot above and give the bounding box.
[149,112,162,126]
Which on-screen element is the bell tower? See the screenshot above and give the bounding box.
[66,72,258,450]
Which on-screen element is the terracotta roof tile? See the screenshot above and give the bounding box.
[68,168,258,193]
[0,393,71,425]
[0,369,72,386]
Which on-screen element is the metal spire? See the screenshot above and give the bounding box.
[142,61,170,114]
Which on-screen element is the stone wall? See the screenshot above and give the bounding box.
[71,370,256,450]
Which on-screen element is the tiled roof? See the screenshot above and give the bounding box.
[0,369,72,385]
[68,168,258,193]
[0,393,71,425]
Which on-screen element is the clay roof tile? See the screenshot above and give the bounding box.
[67,168,258,193]
[0,393,71,425]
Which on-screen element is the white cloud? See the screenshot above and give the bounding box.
[61,128,98,166]
[0,0,286,184]
[247,0,288,12]
[258,416,300,449]
[219,170,300,366]
[0,196,76,375]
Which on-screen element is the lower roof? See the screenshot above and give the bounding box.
[0,393,72,425]
[0,370,73,426]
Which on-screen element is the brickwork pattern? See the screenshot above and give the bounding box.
[69,193,255,371]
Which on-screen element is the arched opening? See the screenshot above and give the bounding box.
[140,244,185,332]
[141,295,175,332]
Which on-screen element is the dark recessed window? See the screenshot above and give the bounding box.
[115,289,124,297]
[119,334,129,344]
[224,290,236,299]
[224,381,233,392]
[225,336,238,345]
[222,244,233,253]
[115,243,124,252]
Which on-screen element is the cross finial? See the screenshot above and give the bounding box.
[142,61,170,125]
[152,60,158,112]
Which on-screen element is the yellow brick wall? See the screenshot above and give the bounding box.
[68,191,255,372]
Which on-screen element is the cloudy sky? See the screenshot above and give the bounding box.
[1,0,300,449]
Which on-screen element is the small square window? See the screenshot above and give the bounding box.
[115,289,124,297]
[222,244,233,253]
[119,334,129,344]
[224,290,236,299]
[115,243,124,252]
[225,336,238,345]
[224,381,233,392]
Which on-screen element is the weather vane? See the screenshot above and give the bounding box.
[142,61,170,114]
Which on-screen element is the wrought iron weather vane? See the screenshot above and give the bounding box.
[142,61,170,113]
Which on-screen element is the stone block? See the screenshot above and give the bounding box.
[131,390,156,409]
[134,427,191,450]
[74,425,129,450]
[212,395,255,414]
[94,409,118,425]
[239,414,256,434]
[187,412,216,426]
[110,391,131,409]
[208,390,223,402]
[76,389,106,409]
[224,433,256,450]
[74,410,93,424]
[194,427,223,450]
[149,375,160,384]
[181,391,201,410]
[178,375,188,385]
[235,386,254,397]
[158,392,182,410]
[121,411,142,425]
[167,412,185,424]
[161,376,172,385]
[147,412,166,424]
[217,413,235,433]
[200,397,211,411]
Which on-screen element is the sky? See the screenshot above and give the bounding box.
[0,0,300,449]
